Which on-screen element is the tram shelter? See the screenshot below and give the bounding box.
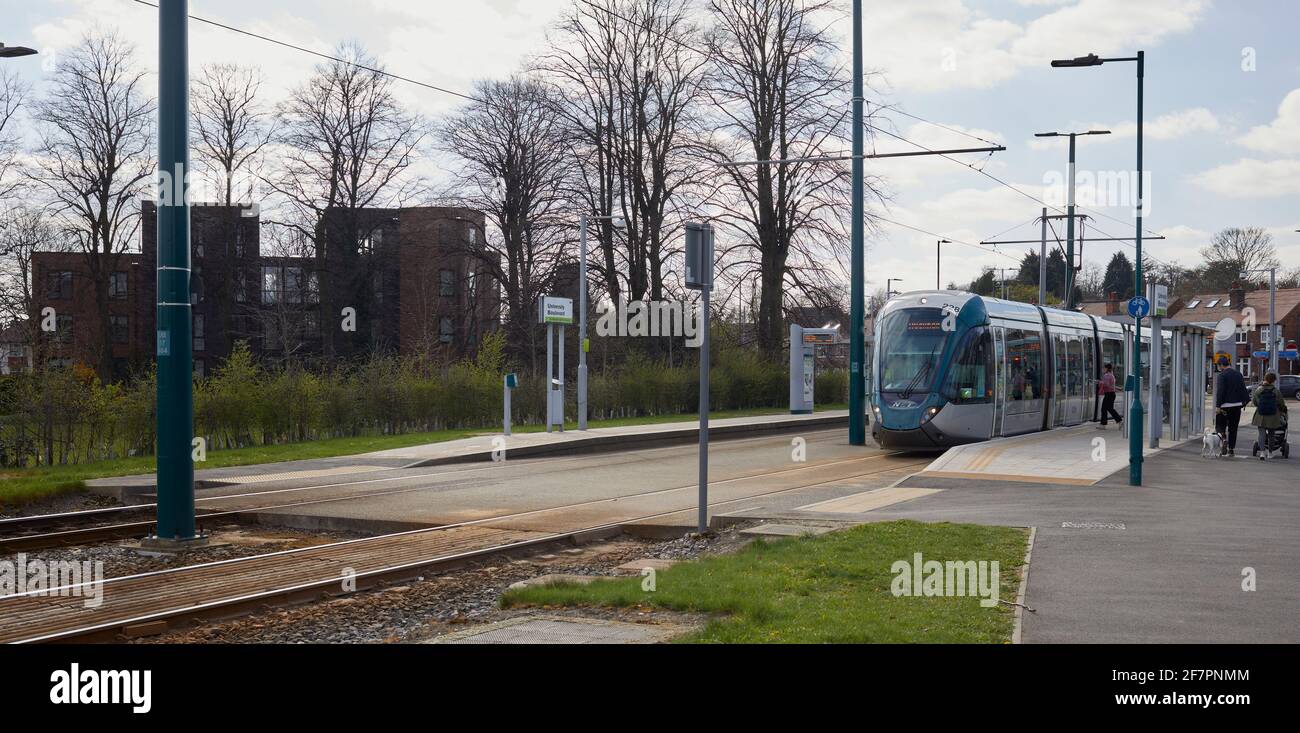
[1099,315,1214,444]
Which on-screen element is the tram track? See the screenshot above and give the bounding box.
[0,451,925,643]
[0,430,859,552]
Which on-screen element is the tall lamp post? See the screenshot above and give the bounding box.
[578,213,623,430]
[935,239,951,289]
[1052,51,1145,486]
[1033,129,1110,307]
[886,278,903,300]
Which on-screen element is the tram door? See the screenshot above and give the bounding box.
[992,326,1006,437]
[1053,334,1068,427]
[1067,337,1084,424]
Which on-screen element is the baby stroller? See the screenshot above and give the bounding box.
[1252,415,1290,459]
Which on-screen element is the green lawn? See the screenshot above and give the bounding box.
[0,404,846,507]
[502,520,1029,643]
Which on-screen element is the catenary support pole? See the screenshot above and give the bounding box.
[848,0,866,446]
[155,0,196,542]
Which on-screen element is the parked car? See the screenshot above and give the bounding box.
[1279,374,1300,399]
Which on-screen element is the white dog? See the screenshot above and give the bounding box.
[1202,430,1224,458]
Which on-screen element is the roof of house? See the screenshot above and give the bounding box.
[1168,288,1300,324]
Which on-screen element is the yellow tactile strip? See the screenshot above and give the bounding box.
[797,486,943,513]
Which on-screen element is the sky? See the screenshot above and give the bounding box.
[3,0,1299,300]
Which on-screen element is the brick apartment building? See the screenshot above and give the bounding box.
[1168,284,1300,378]
[29,202,498,379]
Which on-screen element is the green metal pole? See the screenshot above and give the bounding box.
[1128,50,1145,486]
[848,0,866,446]
[156,0,196,539]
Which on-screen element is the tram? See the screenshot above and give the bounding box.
[870,290,1161,450]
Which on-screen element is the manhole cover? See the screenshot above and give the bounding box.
[1061,521,1126,530]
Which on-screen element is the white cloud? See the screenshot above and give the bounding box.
[1190,158,1300,198]
[1237,88,1300,155]
[855,0,1208,93]
[1027,108,1221,150]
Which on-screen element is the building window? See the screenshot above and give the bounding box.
[305,271,319,304]
[194,242,205,259]
[46,271,73,300]
[1237,358,1251,378]
[110,315,129,344]
[439,317,454,344]
[285,266,304,304]
[468,225,477,246]
[262,265,282,304]
[54,314,73,343]
[235,271,247,303]
[1235,328,1248,345]
[110,272,128,299]
[193,314,205,352]
[303,311,320,337]
[439,269,456,297]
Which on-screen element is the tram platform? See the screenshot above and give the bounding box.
[86,410,849,500]
[917,422,1187,486]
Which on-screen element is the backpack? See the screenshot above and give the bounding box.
[1257,386,1278,416]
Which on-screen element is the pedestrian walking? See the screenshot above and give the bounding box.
[1215,356,1250,456]
[1096,362,1123,429]
[1251,372,1288,460]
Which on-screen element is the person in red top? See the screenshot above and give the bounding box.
[1096,362,1123,429]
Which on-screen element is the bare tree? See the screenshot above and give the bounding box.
[31,32,154,383]
[539,0,709,304]
[193,63,274,207]
[264,42,426,359]
[1200,227,1279,277]
[537,1,623,304]
[0,69,28,204]
[0,206,61,349]
[192,63,275,363]
[437,76,571,368]
[704,0,877,353]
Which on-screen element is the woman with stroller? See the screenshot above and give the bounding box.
[1250,372,1288,460]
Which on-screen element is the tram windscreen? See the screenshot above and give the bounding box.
[878,308,949,396]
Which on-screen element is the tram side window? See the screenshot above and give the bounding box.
[1006,329,1043,406]
[1103,338,1123,376]
[942,326,992,404]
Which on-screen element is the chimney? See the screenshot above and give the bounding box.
[1229,282,1246,311]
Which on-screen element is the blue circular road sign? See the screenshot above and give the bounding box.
[1127,296,1150,318]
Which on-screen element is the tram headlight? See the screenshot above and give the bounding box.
[872,404,882,420]
[919,406,940,424]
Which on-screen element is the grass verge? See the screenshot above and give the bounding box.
[0,404,847,507]
[502,520,1029,643]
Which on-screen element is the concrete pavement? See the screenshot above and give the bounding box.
[865,443,1300,642]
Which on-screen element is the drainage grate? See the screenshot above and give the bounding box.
[1061,521,1126,530]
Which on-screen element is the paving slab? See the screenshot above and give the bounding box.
[612,558,679,575]
[740,523,835,538]
[430,615,686,644]
[506,574,605,591]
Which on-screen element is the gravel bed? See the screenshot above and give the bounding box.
[0,490,122,519]
[135,526,754,644]
[2,523,367,579]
